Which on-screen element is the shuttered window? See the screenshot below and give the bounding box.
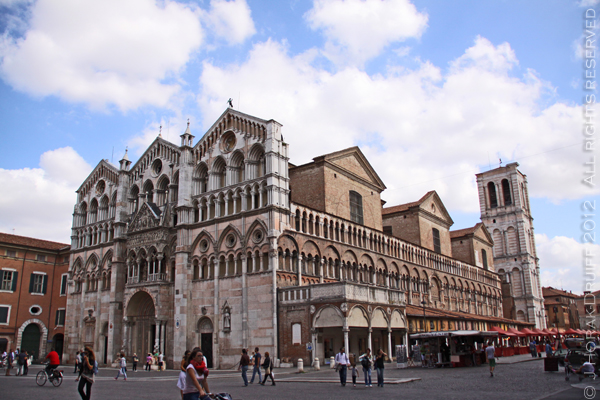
[29,273,47,294]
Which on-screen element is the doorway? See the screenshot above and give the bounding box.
[21,324,41,361]
[198,317,214,368]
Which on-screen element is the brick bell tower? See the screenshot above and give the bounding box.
[476,162,546,328]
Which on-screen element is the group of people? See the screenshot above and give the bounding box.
[146,351,165,371]
[334,347,388,388]
[528,340,554,358]
[2,348,30,376]
[237,347,275,386]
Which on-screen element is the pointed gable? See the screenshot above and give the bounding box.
[319,146,386,192]
[128,202,162,233]
[77,159,119,198]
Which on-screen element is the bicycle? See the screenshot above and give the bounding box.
[36,364,63,387]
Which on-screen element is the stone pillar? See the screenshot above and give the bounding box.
[387,328,393,360]
[297,254,303,286]
[269,239,279,359]
[368,328,372,352]
[242,255,248,349]
[154,322,160,353]
[213,258,220,368]
[161,321,167,354]
[319,258,324,283]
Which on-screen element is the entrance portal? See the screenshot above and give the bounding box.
[52,334,64,361]
[21,324,41,361]
[126,291,156,358]
[198,318,214,368]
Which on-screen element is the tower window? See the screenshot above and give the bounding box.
[349,191,363,225]
[488,182,498,208]
[482,249,488,270]
[432,228,441,254]
[502,179,512,206]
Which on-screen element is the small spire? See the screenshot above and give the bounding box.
[158,125,162,138]
[123,147,129,161]
[184,119,191,135]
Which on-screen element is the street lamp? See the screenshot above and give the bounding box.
[421,301,427,332]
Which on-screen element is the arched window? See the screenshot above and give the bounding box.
[432,228,441,254]
[482,249,488,270]
[349,191,363,225]
[501,179,512,206]
[488,182,498,208]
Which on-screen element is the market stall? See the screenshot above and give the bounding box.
[409,330,498,368]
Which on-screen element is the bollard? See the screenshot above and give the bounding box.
[330,356,336,369]
[297,358,304,373]
[313,358,320,371]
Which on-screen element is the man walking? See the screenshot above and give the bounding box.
[335,347,350,386]
[74,351,81,373]
[485,341,496,377]
[250,347,262,384]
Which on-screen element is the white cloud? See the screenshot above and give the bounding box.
[201,0,256,45]
[0,0,203,111]
[0,147,92,243]
[537,234,600,295]
[198,37,596,213]
[305,0,428,66]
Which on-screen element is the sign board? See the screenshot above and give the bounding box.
[396,345,407,368]
[306,343,313,351]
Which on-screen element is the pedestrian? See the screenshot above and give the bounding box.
[78,347,95,400]
[5,347,13,376]
[16,348,27,376]
[545,342,553,357]
[158,352,164,371]
[529,340,537,358]
[485,341,496,377]
[146,353,152,371]
[132,353,138,372]
[74,351,81,373]
[334,347,350,387]
[44,347,60,376]
[115,352,127,380]
[250,347,262,384]
[23,351,29,375]
[181,348,210,400]
[260,351,275,386]
[177,350,191,400]
[359,348,373,387]
[351,357,360,387]
[238,348,250,386]
[375,349,387,387]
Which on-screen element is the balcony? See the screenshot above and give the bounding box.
[278,281,406,306]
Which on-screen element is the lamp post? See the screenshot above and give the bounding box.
[421,301,427,332]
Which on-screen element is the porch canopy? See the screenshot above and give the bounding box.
[410,330,499,339]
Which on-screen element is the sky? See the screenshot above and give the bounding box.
[0,0,598,294]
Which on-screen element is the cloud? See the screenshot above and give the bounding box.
[198,36,596,213]
[201,0,256,46]
[0,0,203,111]
[0,147,92,243]
[305,0,428,66]
[537,234,600,295]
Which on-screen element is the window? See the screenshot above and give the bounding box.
[488,182,498,208]
[6,250,16,257]
[501,179,512,206]
[383,226,393,235]
[432,228,441,254]
[292,323,302,345]
[0,305,10,324]
[349,191,363,225]
[60,274,68,296]
[36,254,46,262]
[1,270,17,291]
[29,273,48,294]
[55,309,66,326]
[482,249,488,270]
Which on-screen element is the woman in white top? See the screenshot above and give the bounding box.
[182,349,209,400]
[115,352,127,380]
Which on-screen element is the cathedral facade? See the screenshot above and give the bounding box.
[64,109,522,369]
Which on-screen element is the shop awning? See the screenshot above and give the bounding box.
[507,328,526,337]
[489,326,517,337]
[532,328,549,336]
[541,329,555,336]
[450,330,498,337]
[409,330,499,339]
[520,328,536,336]
[564,328,580,335]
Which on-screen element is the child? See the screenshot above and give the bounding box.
[351,358,359,387]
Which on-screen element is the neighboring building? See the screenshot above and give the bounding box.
[64,108,524,369]
[542,287,580,330]
[0,233,70,360]
[576,290,600,331]
[476,163,546,328]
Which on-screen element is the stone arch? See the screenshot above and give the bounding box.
[217,224,243,252]
[371,307,388,328]
[390,310,406,329]
[313,305,345,328]
[17,318,48,361]
[347,306,369,328]
[301,240,321,259]
[191,231,217,256]
[244,219,269,248]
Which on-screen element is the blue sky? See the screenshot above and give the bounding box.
[0,0,597,293]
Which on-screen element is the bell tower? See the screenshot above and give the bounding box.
[476,162,546,328]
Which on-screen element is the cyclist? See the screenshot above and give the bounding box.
[44,348,60,376]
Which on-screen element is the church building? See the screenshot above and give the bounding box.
[64,109,534,369]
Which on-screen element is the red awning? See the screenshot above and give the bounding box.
[507,328,526,337]
[520,328,536,336]
[532,328,549,336]
[490,326,517,337]
[542,329,555,335]
[564,328,580,335]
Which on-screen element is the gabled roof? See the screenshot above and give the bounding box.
[543,286,580,299]
[320,146,386,192]
[77,159,119,197]
[450,222,493,246]
[0,232,69,251]
[128,136,181,174]
[382,191,454,226]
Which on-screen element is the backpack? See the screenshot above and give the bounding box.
[360,357,371,368]
[93,360,99,375]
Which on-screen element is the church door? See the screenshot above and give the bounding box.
[21,324,41,361]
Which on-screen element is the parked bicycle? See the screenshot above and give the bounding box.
[36,363,63,387]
